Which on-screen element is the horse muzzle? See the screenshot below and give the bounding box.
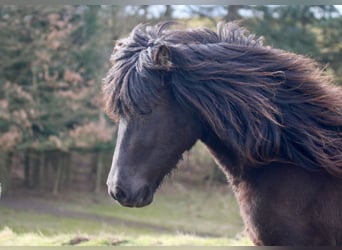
[108,184,153,208]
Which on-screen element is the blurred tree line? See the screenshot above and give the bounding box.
[0,5,341,194]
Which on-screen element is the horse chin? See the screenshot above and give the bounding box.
[135,195,154,208]
[117,196,153,208]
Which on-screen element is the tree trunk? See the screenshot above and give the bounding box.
[39,152,45,191]
[95,151,104,193]
[163,5,173,19]
[63,153,72,190]
[224,5,244,21]
[0,151,12,194]
[32,151,40,189]
[53,154,63,196]
[24,150,31,188]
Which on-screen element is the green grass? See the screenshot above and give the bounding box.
[81,183,243,237]
[0,207,155,236]
[0,226,252,246]
[0,182,252,246]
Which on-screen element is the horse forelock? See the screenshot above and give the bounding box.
[104,23,166,119]
[103,22,342,178]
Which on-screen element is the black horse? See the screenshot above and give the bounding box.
[103,22,342,246]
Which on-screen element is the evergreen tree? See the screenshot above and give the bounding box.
[0,6,116,192]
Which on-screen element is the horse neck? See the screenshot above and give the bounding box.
[200,127,245,183]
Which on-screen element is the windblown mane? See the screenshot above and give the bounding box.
[103,22,342,178]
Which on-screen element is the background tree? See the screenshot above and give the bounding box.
[1,5,341,195]
[0,6,116,192]
[244,5,342,83]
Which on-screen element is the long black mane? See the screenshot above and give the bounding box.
[103,22,342,178]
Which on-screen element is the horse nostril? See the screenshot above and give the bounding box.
[111,186,127,202]
[109,190,117,200]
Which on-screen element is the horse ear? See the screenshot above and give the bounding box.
[153,45,172,70]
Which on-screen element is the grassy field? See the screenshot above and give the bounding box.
[0,181,252,246]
